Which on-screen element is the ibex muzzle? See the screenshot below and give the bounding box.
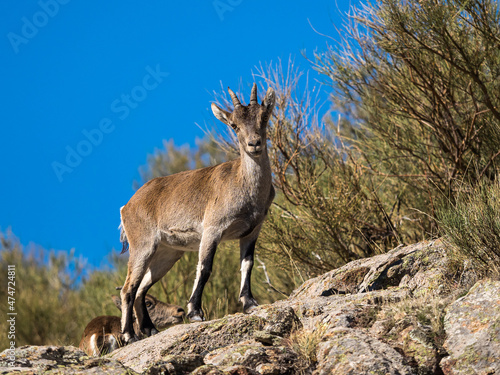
[118,83,275,343]
[247,136,262,155]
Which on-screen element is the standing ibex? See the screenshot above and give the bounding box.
[79,294,185,355]
[119,84,275,343]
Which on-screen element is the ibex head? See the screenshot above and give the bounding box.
[211,83,275,157]
[112,294,184,329]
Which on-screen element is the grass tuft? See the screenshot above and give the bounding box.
[285,323,328,373]
[439,179,500,278]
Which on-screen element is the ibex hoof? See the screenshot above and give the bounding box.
[124,333,139,344]
[187,311,204,322]
[243,299,259,314]
[141,327,159,338]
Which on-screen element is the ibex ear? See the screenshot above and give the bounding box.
[211,103,231,125]
[262,87,275,119]
[111,295,122,310]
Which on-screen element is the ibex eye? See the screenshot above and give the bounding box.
[230,124,238,130]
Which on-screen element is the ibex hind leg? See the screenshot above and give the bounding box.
[120,244,156,344]
[134,248,185,337]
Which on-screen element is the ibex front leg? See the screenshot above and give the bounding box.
[239,230,260,313]
[187,233,219,321]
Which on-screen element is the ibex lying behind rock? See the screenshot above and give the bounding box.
[79,294,184,356]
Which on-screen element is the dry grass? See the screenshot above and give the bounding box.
[285,323,328,373]
[385,294,443,335]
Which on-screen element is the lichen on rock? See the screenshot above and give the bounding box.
[440,279,500,375]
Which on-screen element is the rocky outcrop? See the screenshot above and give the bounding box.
[440,279,500,375]
[0,345,136,374]
[315,328,416,375]
[1,240,498,374]
[291,240,451,299]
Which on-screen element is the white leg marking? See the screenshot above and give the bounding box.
[135,269,153,324]
[240,259,252,294]
[190,261,204,298]
[106,335,119,353]
[137,269,152,296]
[90,334,98,356]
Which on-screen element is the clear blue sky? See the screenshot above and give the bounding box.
[1,0,360,266]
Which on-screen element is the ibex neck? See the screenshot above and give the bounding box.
[239,147,272,196]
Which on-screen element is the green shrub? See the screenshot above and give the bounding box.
[439,180,500,277]
[313,0,500,239]
[0,232,88,348]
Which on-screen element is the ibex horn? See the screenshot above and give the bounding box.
[250,83,258,105]
[228,87,241,108]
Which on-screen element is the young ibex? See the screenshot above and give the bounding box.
[119,84,276,342]
[79,294,185,355]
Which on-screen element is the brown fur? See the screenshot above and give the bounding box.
[119,84,276,343]
[79,316,123,356]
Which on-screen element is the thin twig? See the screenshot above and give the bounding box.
[256,255,290,298]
